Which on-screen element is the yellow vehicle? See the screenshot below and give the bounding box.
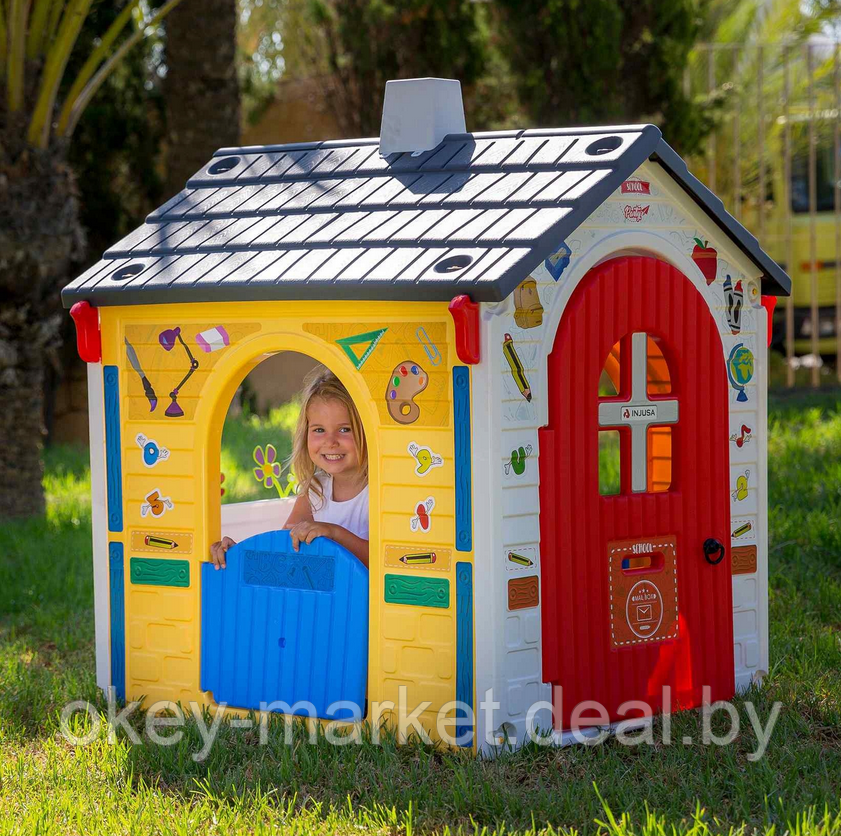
[764,115,841,354]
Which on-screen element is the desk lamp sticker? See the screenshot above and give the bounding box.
[506,546,537,571]
[141,489,174,518]
[408,442,443,476]
[410,497,435,533]
[135,433,170,468]
[125,323,256,421]
[727,342,755,403]
[504,444,533,477]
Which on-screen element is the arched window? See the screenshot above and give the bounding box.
[597,333,676,495]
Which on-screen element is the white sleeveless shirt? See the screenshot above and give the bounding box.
[309,474,369,540]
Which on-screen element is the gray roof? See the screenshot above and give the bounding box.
[61,125,789,308]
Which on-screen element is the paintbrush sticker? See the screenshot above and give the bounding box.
[125,338,157,411]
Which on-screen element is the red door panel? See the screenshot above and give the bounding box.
[539,256,734,729]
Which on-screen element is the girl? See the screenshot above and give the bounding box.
[209,366,369,569]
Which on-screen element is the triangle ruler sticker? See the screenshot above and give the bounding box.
[335,328,387,369]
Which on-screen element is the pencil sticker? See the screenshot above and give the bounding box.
[506,546,537,571]
[384,544,451,572]
[502,334,532,401]
[131,530,193,555]
[408,442,443,476]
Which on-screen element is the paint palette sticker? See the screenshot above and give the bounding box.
[506,546,537,572]
[130,530,193,555]
[384,544,452,573]
[303,322,450,426]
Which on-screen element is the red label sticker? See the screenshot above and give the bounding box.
[621,179,651,195]
[623,204,651,222]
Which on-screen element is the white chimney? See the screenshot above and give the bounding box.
[379,78,466,157]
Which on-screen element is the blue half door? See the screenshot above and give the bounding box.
[201,530,368,720]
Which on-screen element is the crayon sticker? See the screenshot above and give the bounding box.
[141,489,174,518]
[136,433,170,467]
[130,530,193,555]
[384,545,452,572]
[506,546,537,571]
[502,334,532,402]
[731,518,756,542]
[408,442,443,476]
[504,444,533,476]
[410,497,435,533]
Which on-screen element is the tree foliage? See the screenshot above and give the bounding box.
[489,0,710,154]
[298,0,488,137]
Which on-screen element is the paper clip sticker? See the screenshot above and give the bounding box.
[416,327,442,366]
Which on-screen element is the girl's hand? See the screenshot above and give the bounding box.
[283,521,335,551]
[209,536,236,570]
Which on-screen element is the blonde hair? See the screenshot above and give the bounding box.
[291,365,368,507]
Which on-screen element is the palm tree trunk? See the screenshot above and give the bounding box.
[163,0,241,197]
[0,137,85,518]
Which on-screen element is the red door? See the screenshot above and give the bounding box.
[539,256,734,729]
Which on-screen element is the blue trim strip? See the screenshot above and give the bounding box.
[104,365,123,532]
[453,366,472,552]
[455,561,474,746]
[109,542,125,701]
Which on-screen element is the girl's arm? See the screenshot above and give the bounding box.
[322,524,369,569]
[282,491,314,528]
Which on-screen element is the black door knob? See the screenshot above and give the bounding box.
[703,538,726,565]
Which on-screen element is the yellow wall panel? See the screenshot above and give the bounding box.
[99,299,473,746]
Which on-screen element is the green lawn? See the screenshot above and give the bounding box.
[1,393,840,835]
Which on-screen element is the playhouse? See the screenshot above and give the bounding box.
[63,78,790,752]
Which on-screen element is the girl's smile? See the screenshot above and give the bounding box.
[306,397,361,481]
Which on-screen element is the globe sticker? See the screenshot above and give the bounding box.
[727,343,754,402]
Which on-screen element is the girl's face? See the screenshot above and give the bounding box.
[306,397,360,478]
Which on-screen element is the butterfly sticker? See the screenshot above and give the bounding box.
[410,497,436,533]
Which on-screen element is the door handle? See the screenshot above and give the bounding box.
[703,538,726,565]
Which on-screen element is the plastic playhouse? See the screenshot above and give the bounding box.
[64,78,790,752]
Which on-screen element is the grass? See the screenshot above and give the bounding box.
[1,392,840,835]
